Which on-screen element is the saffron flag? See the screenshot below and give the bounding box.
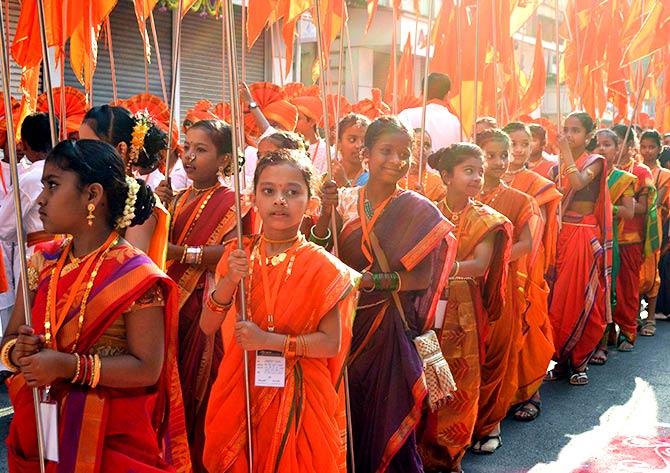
[517,23,545,116]
[623,0,670,65]
[133,0,158,63]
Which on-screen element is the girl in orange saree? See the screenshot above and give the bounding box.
[155,120,253,472]
[420,143,512,473]
[546,112,612,386]
[200,149,358,472]
[316,117,455,472]
[474,128,542,453]
[502,122,561,422]
[2,140,189,472]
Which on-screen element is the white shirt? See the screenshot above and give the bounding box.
[398,103,462,151]
[0,159,45,245]
[243,126,279,187]
[308,139,334,175]
[136,168,165,192]
[170,158,191,191]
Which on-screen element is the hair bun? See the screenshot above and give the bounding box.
[427,150,442,171]
[129,178,156,227]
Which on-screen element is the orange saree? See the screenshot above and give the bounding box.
[507,169,561,403]
[420,201,512,471]
[476,183,542,437]
[639,165,670,298]
[7,239,190,473]
[203,236,359,473]
[166,185,252,472]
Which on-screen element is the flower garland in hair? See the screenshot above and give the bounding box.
[128,110,153,169]
[116,176,140,229]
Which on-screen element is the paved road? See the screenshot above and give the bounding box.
[1,322,669,472]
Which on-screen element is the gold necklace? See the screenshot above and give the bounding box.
[261,234,300,245]
[443,198,470,224]
[507,166,525,176]
[192,182,220,194]
[480,183,504,206]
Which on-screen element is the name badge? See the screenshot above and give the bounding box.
[255,350,286,388]
[434,300,447,329]
[39,401,59,462]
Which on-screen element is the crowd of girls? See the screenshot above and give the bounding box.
[0,96,668,473]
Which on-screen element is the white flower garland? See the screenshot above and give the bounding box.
[116,176,140,229]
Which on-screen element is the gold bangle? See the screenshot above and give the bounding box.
[451,261,460,278]
[206,291,233,314]
[0,338,19,372]
[71,354,81,383]
[91,354,102,389]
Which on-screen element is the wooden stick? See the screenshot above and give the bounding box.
[417,0,435,194]
[221,1,254,470]
[554,0,562,229]
[105,17,118,103]
[472,0,480,140]
[164,0,185,189]
[36,0,57,147]
[616,59,654,167]
[455,0,463,141]
[150,11,169,104]
[1,4,47,471]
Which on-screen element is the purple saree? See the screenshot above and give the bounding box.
[338,189,455,473]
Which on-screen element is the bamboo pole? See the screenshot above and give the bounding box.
[221,1,254,470]
[417,0,435,193]
[0,4,47,471]
[36,0,57,146]
[164,0,185,188]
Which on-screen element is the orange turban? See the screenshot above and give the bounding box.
[291,96,323,124]
[37,86,88,135]
[352,88,391,120]
[325,94,352,129]
[183,100,217,134]
[264,100,298,131]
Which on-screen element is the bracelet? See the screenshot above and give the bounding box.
[71,354,82,383]
[309,225,332,244]
[206,290,234,313]
[361,271,375,293]
[284,336,298,358]
[298,335,308,358]
[80,354,89,386]
[195,246,204,265]
[282,335,290,356]
[394,271,402,292]
[179,245,188,264]
[91,354,102,389]
[451,261,460,278]
[613,205,619,216]
[0,338,19,372]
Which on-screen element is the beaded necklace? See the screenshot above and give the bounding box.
[172,184,220,244]
[44,233,119,352]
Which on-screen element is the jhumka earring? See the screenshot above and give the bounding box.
[87,203,96,226]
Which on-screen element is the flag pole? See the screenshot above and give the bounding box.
[164,0,185,189]
[333,23,346,158]
[222,1,254,471]
[554,0,562,228]
[616,59,653,167]
[0,4,47,472]
[472,0,480,140]
[312,4,357,471]
[417,0,435,194]
[392,5,399,114]
[455,0,463,141]
[36,0,57,147]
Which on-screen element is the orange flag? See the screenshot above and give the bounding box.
[133,0,158,63]
[517,24,545,116]
[623,0,670,65]
[657,48,670,132]
[385,33,414,104]
[69,0,117,90]
[11,0,63,68]
[606,0,629,123]
[247,0,278,47]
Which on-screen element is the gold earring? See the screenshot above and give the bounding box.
[217,165,225,177]
[87,203,95,226]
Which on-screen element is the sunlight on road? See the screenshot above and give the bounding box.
[529,378,660,472]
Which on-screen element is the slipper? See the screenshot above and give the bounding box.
[639,320,656,337]
[569,371,589,386]
[471,435,502,455]
[513,399,541,422]
[544,368,568,382]
[617,335,634,352]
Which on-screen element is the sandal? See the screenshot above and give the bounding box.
[569,371,589,386]
[589,348,608,366]
[544,367,568,382]
[639,319,656,337]
[513,399,541,422]
[655,312,670,321]
[470,435,502,455]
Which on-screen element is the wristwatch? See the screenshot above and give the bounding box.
[249,101,258,110]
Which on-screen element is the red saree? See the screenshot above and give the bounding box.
[202,237,359,472]
[507,169,561,403]
[166,185,252,472]
[549,153,612,369]
[528,157,558,180]
[7,239,190,473]
[420,200,512,471]
[476,184,542,438]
